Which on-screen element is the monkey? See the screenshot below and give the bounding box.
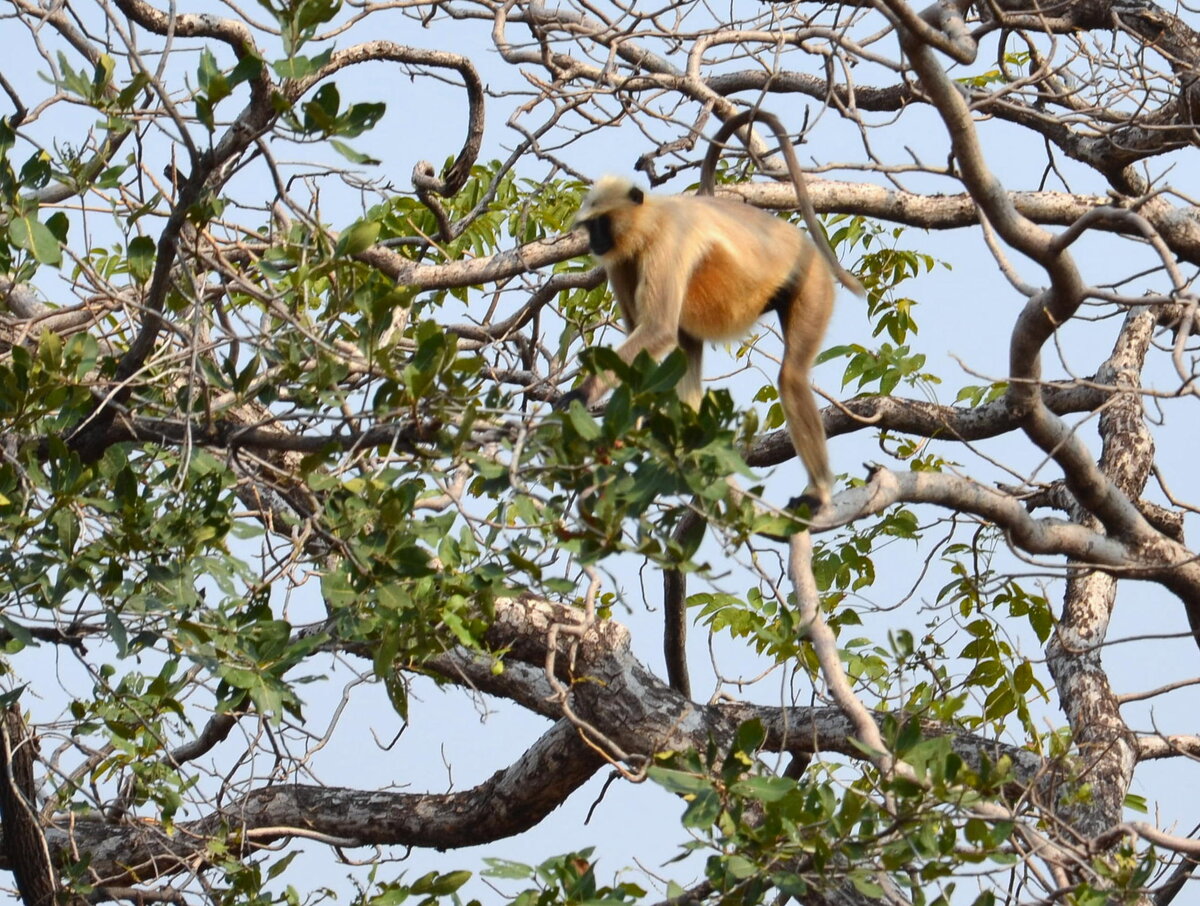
[556,108,863,509]
[559,109,861,697]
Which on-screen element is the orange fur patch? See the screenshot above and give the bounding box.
[681,243,767,339]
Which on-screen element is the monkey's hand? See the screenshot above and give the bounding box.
[553,389,588,412]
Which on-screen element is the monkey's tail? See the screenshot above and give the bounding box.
[701,108,865,298]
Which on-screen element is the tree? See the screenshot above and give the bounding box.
[1,0,1199,903]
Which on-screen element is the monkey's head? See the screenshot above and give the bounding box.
[573,176,645,258]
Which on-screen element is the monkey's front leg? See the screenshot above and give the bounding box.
[553,323,680,411]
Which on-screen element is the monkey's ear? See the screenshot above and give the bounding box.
[628,186,645,204]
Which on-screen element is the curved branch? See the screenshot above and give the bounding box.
[789,531,892,773]
[59,376,1108,464]
[35,719,603,886]
[815,468,1200,613]
[891,7,1174,549]
[111,0,260,56]
[297,41,486,196]
[729,180,1200,268]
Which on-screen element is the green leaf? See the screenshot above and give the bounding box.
[732,718,765,755]
[10,214,62,265]
[849,873,884,897]
[105,612,129,657]
[731,775,794,803]
[271,48,334,79]
[644,350,687,394]
[197,48,231,105]
[302,83,340,133]
[339,101,385,137]
[128,235,157,283]
[383,673,408,722]
[19,152,51,188]
[722,855,758,880]
[229,54,264,87]
[481,858,534,880]
[681,789,720,828]
[91,54,116,97]
[266,852,299,881]
[296,0,341,31]
[566,402,601,440]
[648,766,712,795]
[414,870,470,894]
[0,614,34,647]
[115,71,151,108]
[44,212,69,244]
[334,220,381,256]
[330,139,381,165]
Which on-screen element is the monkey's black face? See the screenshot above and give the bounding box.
[582,215,615,256]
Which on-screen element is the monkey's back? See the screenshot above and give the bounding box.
[658,196,823,340]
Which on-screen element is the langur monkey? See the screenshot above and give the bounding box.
[556,108,863,507]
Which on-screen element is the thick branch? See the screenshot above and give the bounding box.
[748,382,1110,466]
[112,0,259,56]
[36,719,602,886]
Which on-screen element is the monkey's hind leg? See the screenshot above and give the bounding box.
[778,362,833,510]
[776,263,835,510]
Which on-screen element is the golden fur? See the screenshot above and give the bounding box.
[561,113,859,507]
